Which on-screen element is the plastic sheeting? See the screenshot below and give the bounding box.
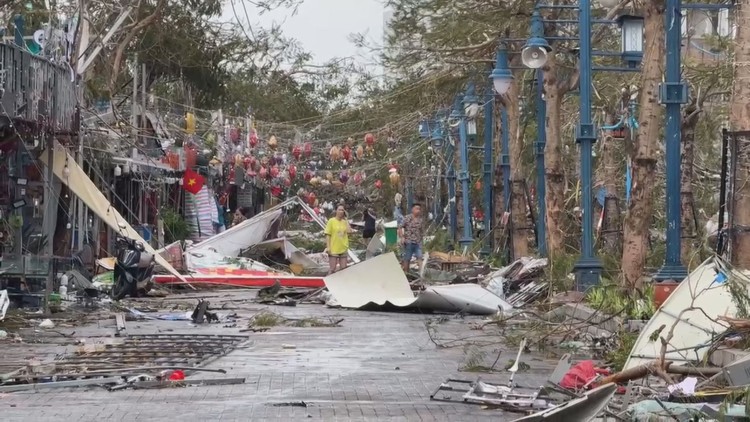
[324,253,512,315]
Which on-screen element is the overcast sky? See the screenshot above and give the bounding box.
[223,0,385,70]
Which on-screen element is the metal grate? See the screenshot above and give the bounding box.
[53,334,248,373]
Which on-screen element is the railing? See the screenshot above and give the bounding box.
[0,43,77,131]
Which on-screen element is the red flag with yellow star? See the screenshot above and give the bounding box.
[182,169,205,195]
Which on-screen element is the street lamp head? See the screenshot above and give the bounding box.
[522,10,551,69]
[617,14,644,68]
[490,46,513,95]
[430,124,444,148]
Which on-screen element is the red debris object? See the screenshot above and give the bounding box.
[153,273,325,288]
[559,360,611,390]
[168,370,185,381]
[364,133,375,146]
[375,179,383,189]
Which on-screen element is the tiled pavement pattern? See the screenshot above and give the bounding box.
[1,291,558,421]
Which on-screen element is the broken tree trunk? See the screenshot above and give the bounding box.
[542,51,568,258]
[493,96,507,251]
[621,0,666,289]
[504,77,529,259]
[730,0,750,270]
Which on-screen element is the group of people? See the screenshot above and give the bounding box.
[324,202,425,275]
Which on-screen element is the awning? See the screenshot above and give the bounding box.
[41,147,187,283]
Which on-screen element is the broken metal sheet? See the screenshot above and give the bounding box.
[249,238,322,270]
[623,256,749,372]
[40,147,187,284]
[324,253,511,315]
[512,382,617,422]
[187,207,284,260]
[414,284,513,314]
[185,248,274,272]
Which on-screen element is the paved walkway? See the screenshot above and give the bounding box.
[1,290,556,421]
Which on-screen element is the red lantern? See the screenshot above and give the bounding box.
[288,164,297,179]
[375,179,383,189]
[249,129,258,148]
[283,177,292,187]
[304,142,312,157]
[307,192,317,206]
[270,165,280,178]
[259,166,268,179]
[230,127,240,142]
[475,180,482,191]
[270,185,282,197]
[342,146,352,161]
[353,172,363,185]
[249,156,257,168]
[292,145,302,160]
[243,156,252,169]
[246,167,256,177]
[364,133,375,146]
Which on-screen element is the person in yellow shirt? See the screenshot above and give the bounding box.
[325,204,352,274]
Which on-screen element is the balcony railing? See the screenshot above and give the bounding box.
[0,43,77,132]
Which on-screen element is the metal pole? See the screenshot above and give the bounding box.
[654,0,688,281]
[535,69,548,257]
[500,106,511,209]
[573,0,603,290]
[482,83,494,256]
[458,104,474,250]
[44,75,58,315]
[131,54,138,140]
[716,129,729,254]
[447,131,458,244]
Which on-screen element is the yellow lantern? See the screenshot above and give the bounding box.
[389,172,400,186]
[268,135,278,149]
[329,145,341,161]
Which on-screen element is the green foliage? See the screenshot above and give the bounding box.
[605,330,637,372]
[586,282,655,320]
[160,208,191,244]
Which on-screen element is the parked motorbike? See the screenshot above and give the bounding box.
[111,237,155,300]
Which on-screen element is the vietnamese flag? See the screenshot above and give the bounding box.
[183,169,205,195]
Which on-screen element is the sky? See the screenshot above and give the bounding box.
[223,0,385,71]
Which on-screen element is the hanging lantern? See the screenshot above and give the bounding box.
[389,171,400,186]
[243,156,252,169]
[339,170,349,184]
[375,179,383,189]
[304,170,313,181]
[364,133,375,146]
[325,171,334,181]
[288,164,297,179]
[292,145,302,160]
[230,127,240,142]
[342,146,352,161]
[353,171,363,185]
[268,135,278,150]
[329,145,341,161]
[249,129,258,148]
[259,166,268,179]
[310,176,321,186]
[307,192,317,206]
[270,185,282,197]
[246,167,257,177]
[283,177,292,187]
[270,165,280,178]
[304,142,312,157]
[355,145,364,160]
[475,180,482,191]
[388,164,398,174]
[321,179,331,186]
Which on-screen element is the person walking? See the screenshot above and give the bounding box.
[232,207,251,226]
[398,203,425,272]
[363,207,377,241]
[325,204,353,274]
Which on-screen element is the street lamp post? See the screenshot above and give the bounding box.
[454,92,474,249]
[482,82,495,256]
[446,112,458,244]
[490,45,513,210]
[654,0,688,281]
[523,5,602,289]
